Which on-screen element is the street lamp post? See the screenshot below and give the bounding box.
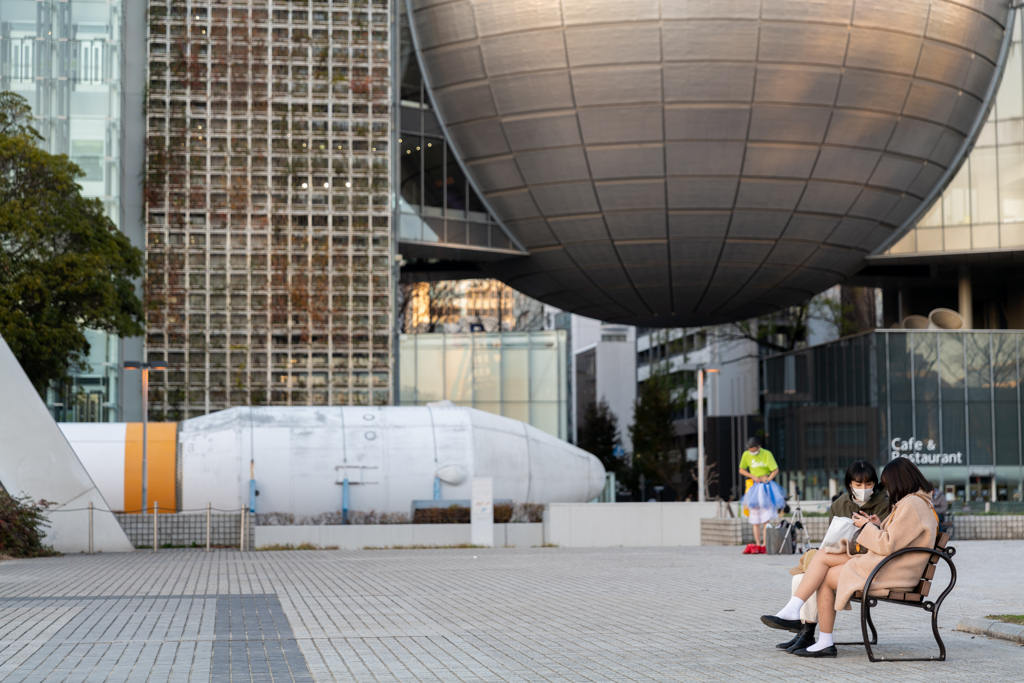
[123,360,167,514]
[697,367,719,503]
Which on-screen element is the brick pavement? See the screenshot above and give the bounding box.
[0,540,1021,681]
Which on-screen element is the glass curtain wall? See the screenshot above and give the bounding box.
[890,13,1024,254]
[399,331,569,440]
[764,331,1024,504]
[1,0,123,421]
[395,7,517,252]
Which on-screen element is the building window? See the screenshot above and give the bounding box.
[805,423,827,448]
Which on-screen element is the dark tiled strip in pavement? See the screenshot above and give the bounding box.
[212,594,313,682]
[0,593,313,682]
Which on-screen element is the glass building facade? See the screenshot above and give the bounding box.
[890,13,1024,256]
[1,0,125,421]
[399,331,568,440]
[764,331,1024,505]
[394,5,522,256]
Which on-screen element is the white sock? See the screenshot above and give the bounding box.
[806,631,834,652]
[775,596,804,621]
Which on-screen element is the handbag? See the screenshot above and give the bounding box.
[851,527,868,554]
[820,516,858,549]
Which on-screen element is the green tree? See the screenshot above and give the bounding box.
[629,363,686,500]
[578,398,621,476]
[0,92,144,394]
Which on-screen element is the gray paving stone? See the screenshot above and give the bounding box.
[1,542,1023,680]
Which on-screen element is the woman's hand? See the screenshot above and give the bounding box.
[852,512,869,528]
[865,514,881,526]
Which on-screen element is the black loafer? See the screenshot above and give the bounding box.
[760,615,802,633]
[776,633,800,649]
[786,624,816,653]
[793,645,837,658]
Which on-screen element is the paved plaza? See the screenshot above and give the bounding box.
[0,541,1021,682]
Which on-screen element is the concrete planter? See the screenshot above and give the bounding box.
[544,502,719,548]
[700,514,1024,545]
[253,523,543,550]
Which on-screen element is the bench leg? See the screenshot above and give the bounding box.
[862,599,877,662]
[861,600,947,662]
[930,605,946,661]
[836,603,877,646]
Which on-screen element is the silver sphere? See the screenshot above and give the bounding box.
[410,0,1012,326]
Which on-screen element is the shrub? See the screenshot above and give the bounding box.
[412,502,545,524]
[254,510,411,526]
[0,490,59,558]
[254,503,545,526]
[413,504,469,524]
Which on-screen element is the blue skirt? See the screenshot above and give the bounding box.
[742,481,787,512]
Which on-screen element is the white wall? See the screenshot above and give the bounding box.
[254,523,544,549]
[572,314,637,452]
[707,334,760,418]
[596,339,637,452]
[543,502,719,547]
[0,336,133,553]
[57,423,127,511]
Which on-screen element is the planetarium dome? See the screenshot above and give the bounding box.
[407,0,1013,326]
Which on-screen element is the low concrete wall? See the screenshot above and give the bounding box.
[701,518,754,546]
[543,502,719,548]
[253,523,543,549]
[701,517,831,546]
[951,515,1024,540]
[701,514,1024,544]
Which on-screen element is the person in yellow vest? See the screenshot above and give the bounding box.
[739,437,783,552]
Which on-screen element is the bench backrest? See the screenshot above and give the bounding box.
[885,532,950,603]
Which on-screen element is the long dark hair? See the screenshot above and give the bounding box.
[845,460,879,497]
[880,457,934,505]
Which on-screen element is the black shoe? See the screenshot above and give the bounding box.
[793,645,837,658]
[786,623,816,653]
[776,633,800,650]
[761,615,802,633]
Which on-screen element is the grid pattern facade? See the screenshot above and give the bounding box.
[409,0,1011,327]
[144,0,392,419]
[889,13,1024,256]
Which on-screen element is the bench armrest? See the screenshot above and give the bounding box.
[862,546,957,607]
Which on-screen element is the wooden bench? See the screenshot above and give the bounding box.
[842,532,957,662]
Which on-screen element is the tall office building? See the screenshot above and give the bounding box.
[143,0,392,418]
[1,0,133,421]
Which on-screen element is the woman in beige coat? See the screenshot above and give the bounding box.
[760,458,938,657]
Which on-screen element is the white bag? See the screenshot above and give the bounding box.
[819,517,858,549]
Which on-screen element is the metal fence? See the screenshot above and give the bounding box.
[114,509,252,550]
[46,504,254,553]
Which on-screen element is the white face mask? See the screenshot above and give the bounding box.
[853,487,873,504]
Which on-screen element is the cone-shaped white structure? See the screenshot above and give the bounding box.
[0,335,133,553]
[175,405,605,516]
